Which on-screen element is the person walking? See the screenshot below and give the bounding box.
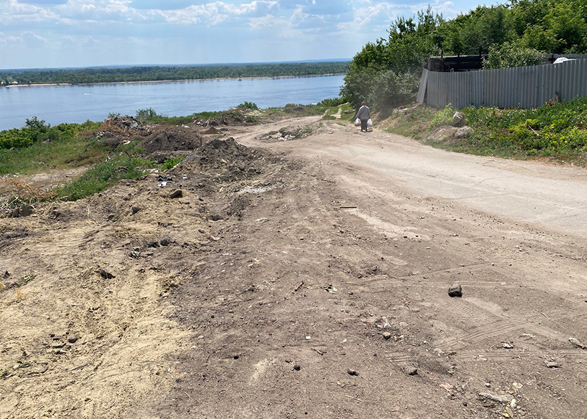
[355,101,370,132]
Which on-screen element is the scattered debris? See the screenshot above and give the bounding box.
[347,369,359,376]
[293,281,305,292]
[546,361,561,368]
[478,393,514,403]
[382,332,392,340]
[323,284,338,294]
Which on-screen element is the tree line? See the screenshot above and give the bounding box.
[0,61,349,86]
[342,0,587,110]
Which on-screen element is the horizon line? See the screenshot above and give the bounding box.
[0,58,352,73]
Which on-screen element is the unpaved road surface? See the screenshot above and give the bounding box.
[1,117,587,419]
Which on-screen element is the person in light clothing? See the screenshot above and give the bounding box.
[355,101,370,132]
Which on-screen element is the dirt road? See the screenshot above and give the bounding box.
[1,117,586,418]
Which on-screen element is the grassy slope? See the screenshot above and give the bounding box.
[383,99,587,165]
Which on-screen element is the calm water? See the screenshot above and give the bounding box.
[0,75,345,131]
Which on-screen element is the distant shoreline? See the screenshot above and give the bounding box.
[2,73,346,89]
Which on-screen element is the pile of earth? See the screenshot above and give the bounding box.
[94,116,153,146]
[141,126,203,163]
[196,109,257,127]
[178,138,267,184]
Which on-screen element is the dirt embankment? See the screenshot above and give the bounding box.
[1,116,587,419]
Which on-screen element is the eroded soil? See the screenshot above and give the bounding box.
[1,116,587,419]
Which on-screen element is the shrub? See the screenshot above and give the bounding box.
[430,104,456,128]
[135,108,159,121]
[237,101,259,110]
[483,41,542,69]
[161,155,185,171]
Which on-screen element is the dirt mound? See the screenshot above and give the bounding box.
[142,126,203,162]
[183,137,256,167]
[198,109,257,127]
[94,116,153,144]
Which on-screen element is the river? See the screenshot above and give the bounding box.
[0,74,345,131]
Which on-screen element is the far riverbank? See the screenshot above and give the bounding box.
[2,73,346,89]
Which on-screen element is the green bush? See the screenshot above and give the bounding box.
[237,101,259,110]
[161,155,185,171]
[430,104,456,127]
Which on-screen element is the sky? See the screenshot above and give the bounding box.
[0,0,501,69]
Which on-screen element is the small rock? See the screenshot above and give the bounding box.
[68,336,78,344]
[169,189,183,199]
[131,206,141,215]
[569,337,586,349]
[546,361,561,368]
[10,205,33,218]
[98,269,115,279]
[451,112,466,127]
[448,284,462,297]
[382,332,392,340]
[502,342,514,349]
[454,126,473,139]
[293,364,301,371]
[347,369,359,376]
[404,366,418,376]
[479,392,513,403]
[2,271,9,279]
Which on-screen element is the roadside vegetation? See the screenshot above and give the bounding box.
[342,0,587,111]
[0,61,349,86]
[385,98,587,164]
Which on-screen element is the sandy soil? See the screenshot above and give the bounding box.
[1,116,586,419]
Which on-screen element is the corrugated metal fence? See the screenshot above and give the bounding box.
[417,58,587,109]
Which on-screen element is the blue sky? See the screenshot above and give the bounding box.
[0,0,501,69]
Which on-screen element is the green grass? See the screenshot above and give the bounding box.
[161,155,185,171]
[385,99,587,164]
[0,134,107,176]
[56,154,155,201]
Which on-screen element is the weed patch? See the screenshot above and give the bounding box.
[385,99,587,164]
[56,155,154,201]
[162,155,186,171]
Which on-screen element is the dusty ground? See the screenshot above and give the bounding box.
[1,114,587,419]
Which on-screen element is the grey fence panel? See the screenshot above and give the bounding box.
[420,58,587,109]
[416,69,428,103]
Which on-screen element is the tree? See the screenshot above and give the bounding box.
[484,41,542,68]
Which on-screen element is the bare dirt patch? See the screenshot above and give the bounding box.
[1,117,587,419]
